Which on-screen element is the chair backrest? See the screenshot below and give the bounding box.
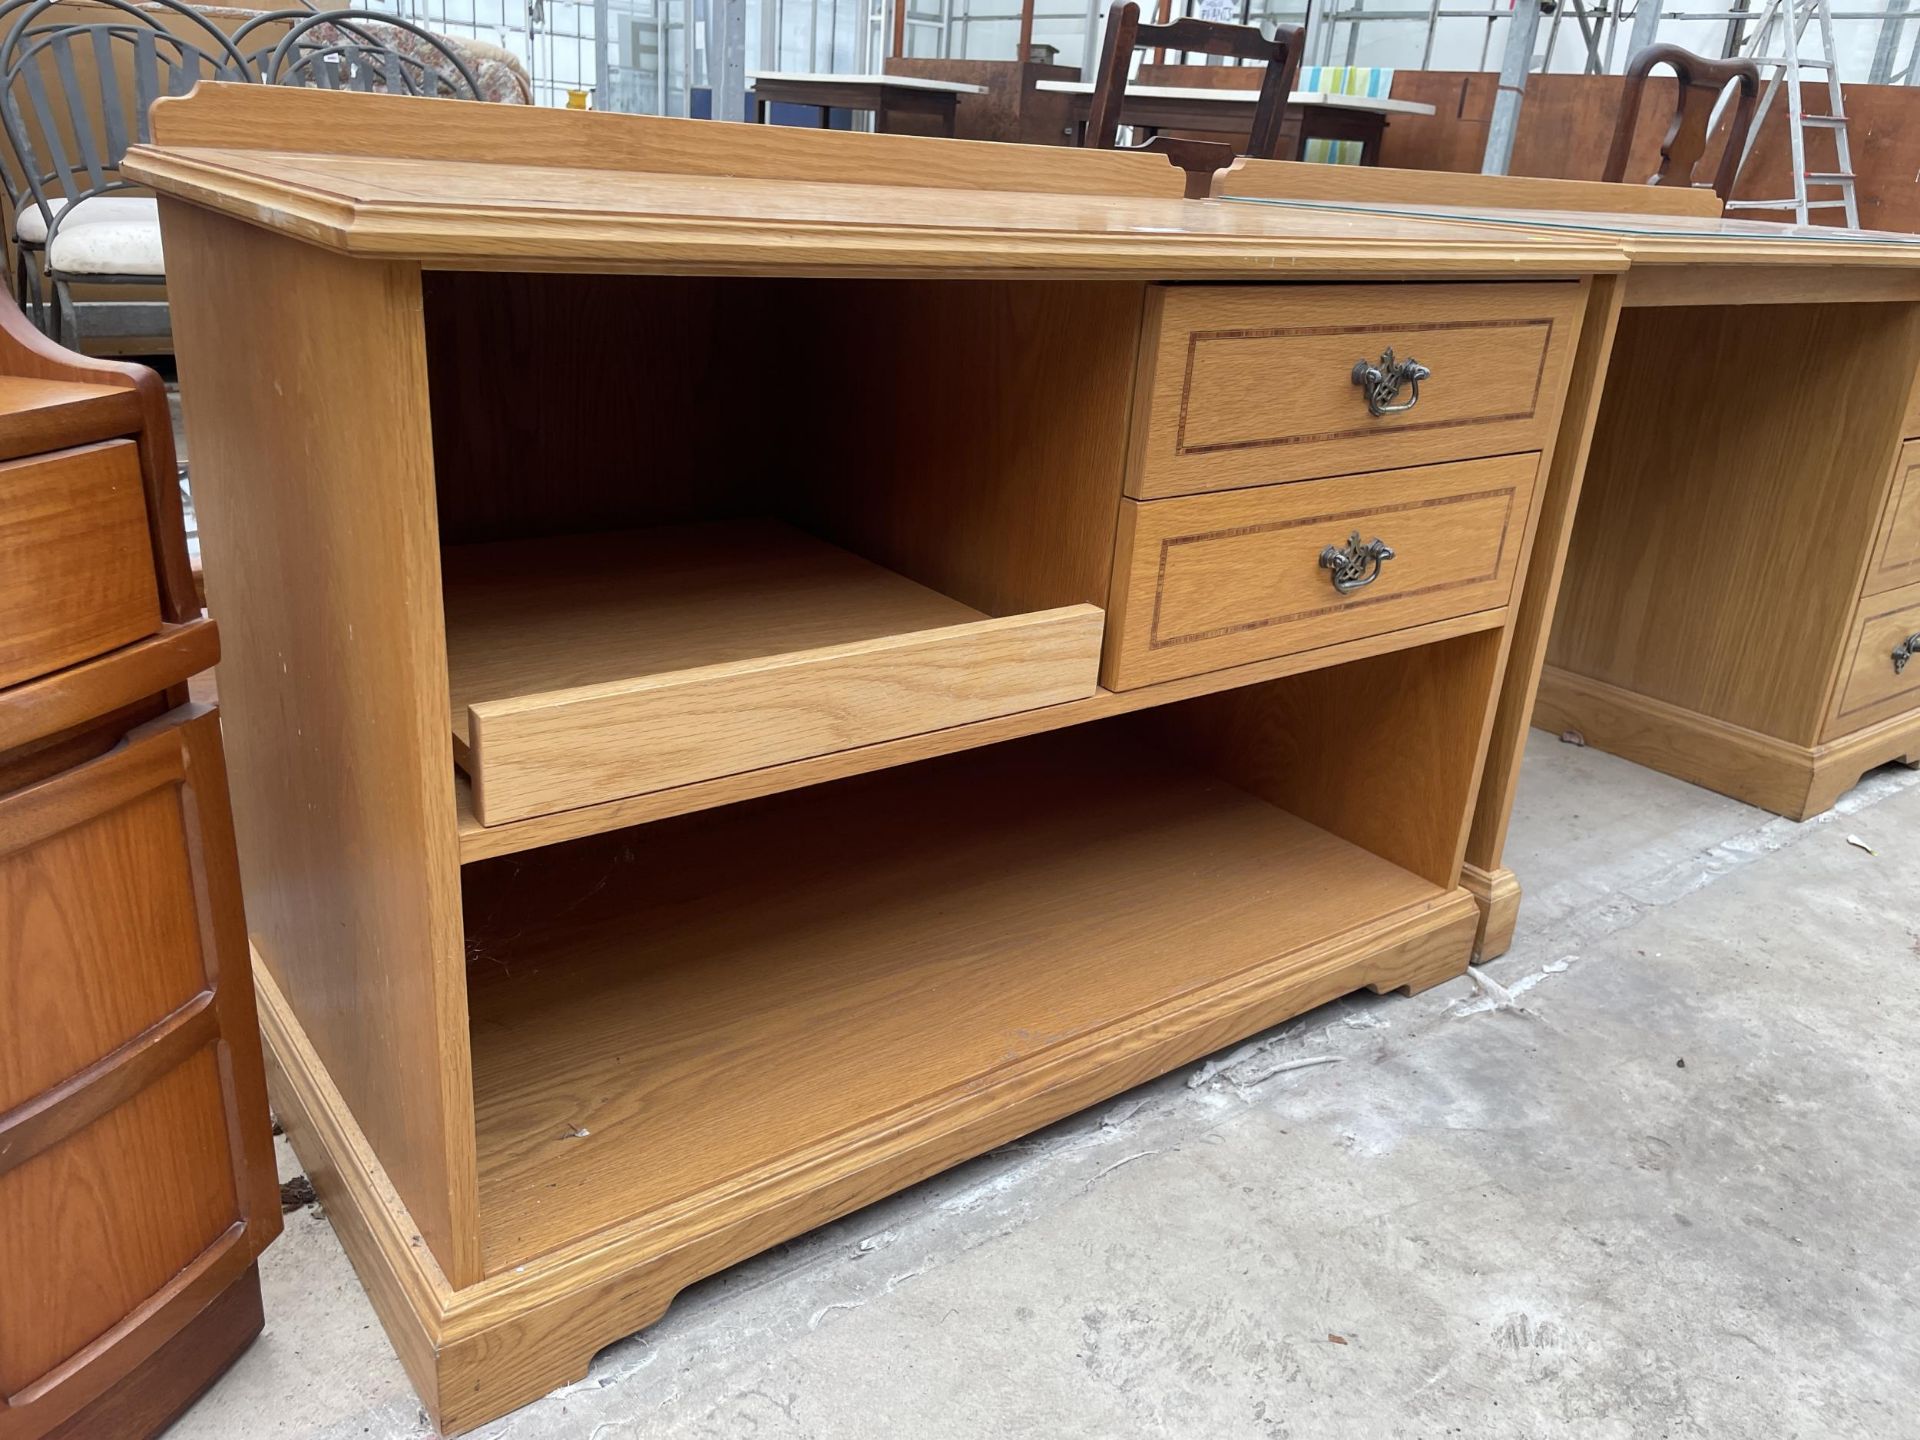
[1086,0,1305,160]
[0,0,250,242]
[239,8,481,100]
[1603,42,1760,201]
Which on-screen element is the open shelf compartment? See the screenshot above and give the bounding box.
[462,720,1465,1273]
[443,519,1103,825]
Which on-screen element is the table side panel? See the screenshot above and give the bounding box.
[157,200,483,1285]
[1548,299,1920,747]
[1461,275,1622,932]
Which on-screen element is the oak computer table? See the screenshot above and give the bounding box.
[123,83,1637,1432]
[129,86,1920,1430]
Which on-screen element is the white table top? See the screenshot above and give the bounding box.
[1034,79,1434,116]
[748,69,990,95]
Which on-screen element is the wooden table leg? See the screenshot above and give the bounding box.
[1461,274,1626,960]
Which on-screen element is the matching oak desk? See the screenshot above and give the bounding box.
[1219,160,1920,958]
[125,84,1623,1432]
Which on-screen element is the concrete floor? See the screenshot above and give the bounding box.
[173,734,1920,1440]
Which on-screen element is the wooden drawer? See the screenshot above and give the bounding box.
[1128,282,1581,500]
[1103,453,1537,689]
[1827,579,1920,736]
[1865,440,1920,597]
[0,440,160,690]
[446,522,1106,825]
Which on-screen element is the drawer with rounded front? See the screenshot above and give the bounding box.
[1128,281,1581,500]
[1103,452,1538,690]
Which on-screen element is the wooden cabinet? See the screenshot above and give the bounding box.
[125,85,1608,1435]
[0,299,278,1440]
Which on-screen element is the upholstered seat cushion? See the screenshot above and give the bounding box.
[14,194,159,245]
[46,205,164,276]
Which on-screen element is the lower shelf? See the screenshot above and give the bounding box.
[464,723,1458,1272]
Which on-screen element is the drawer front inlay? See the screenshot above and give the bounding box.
[1105,453,1539,689]
[1865,440,1920,597]
[1829,578,1920,735]
[1131,282,1581,499]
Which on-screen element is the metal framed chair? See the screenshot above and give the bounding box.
[1603,42,1761,202]
[1087,1,1305,160]
[234,8,482,99]
[0,0,250,340]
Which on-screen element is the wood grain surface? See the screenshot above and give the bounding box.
[0,291,195,623]
[0,710,279,1436]
[452,606,1508,862]
[1548,300,1920,747]
[461,724,1455,1269]
[0,376,141,463]
[444,522,1102,824]
[148,79,1188,198]
[1129,282,1580,498]
[1459,274,1618,957]
[0,442,159,690]
[1827,578,1920,735]
[1865,440,1920,596]
[124,89,1628,280]
[1105,454,1536,688]
[1143,627,1506,888]
[160,201,483,1285]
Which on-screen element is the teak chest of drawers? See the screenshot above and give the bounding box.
[126,85,1621,1433]
[0,295,279,1440]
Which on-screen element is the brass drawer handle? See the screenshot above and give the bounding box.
[1320,531,1395,595]
[1894,633,1920,676]
[1351,347,1431,417]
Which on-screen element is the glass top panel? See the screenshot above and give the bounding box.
[1215,194,1920,250]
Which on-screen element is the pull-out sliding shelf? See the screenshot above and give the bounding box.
[443,520,1104,825]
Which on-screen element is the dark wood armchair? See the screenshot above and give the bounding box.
[1085,0,1306,198]
[1603,43,1761,201]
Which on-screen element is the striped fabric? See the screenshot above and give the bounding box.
[1295,65,1395,166]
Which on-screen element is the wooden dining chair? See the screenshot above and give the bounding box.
[1085,0,1306,197]
[1602,43,1761,201]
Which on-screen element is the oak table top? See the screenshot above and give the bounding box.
[121,84,1620,279]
